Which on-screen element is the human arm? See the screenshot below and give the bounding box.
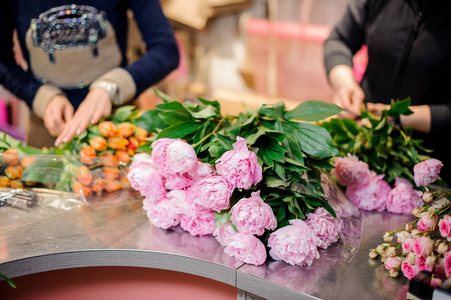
[324,0,368,118]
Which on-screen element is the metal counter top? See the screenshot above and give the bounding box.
[0,196,412,300]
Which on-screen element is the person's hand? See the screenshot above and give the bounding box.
[366,103,390,117]
[333,81,365,119]
[54,88,112,146]
[44,95,74,137]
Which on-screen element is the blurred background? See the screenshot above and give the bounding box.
[0,0,368,141]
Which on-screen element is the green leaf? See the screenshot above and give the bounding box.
[17,146,42,154]
[284,101,343,121]
[156,121,200,139]
[156,101,186,111]
[186,105,217,119]
[136,142,152,153]
[257,102,285,120]
[274,162,287,180]
[265,176,290,188]
[112,105,135,122]
[215,134,234,151]
[154,89,174,103]
[198,97,221,113]
[0,272,16,289]
[215,212,232,227]
[159,110,192,124]
[388,98,413,117]
[133,110,169,132]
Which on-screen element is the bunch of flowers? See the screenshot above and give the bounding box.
[369,159,451,286]
[331,155,443,215]
[127,90,344,266]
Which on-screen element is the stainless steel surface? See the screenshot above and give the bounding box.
[0,195,413,299]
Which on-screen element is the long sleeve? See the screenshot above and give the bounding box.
[324,0,368,76]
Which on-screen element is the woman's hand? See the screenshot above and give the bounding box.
[43,95,74,137]
[54,88,112,146]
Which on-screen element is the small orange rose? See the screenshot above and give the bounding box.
[92,177,104,196]
[117,122,136,138]
[103,179,122,192]
[20,157,36,168]
[134,127,149,143]
[0,176,10,187]
[115,150,130,164]
[120,176,131,189]
[98,121,118,137]
[100,152,118,167]
[89,136,107,151]
[72,181,92,197]
[3,148,19,165]
[9,180,23,189]
[107,137,129,150]
[75,165,93,186]
[80,146,97,165]
[5,165,23,179]
[102,166,120,180]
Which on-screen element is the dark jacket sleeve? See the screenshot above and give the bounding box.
[0,1,42,108]
[324,0,368,75]
[126,0,179,96]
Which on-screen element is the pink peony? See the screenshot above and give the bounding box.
[166,139,198,173]
[305,207,340,249]
[445,251,451,278]
[151,138,176,175]
[414,158,443,187]
[131,153,154,164]
[187,162,214,179]
[386,178,423,215]
[401,260,419,280]
[346,172,391,212]
[268,219,321,267]
[402,238,416,253]
[413,236,434,257]
[144,195,180,229]
[215,136,262,189]
[224,233,267,266]
[230,191,277,236]
[127,159,166,202]
[385,257,402,270]
[416,256,433,272]
[192,175,234,212]
[417,214,438,232]
[179,194,216,236]
[164,173,193,190]
[331,154,371,187]
[439,215,451,241]
[213,221,237,246]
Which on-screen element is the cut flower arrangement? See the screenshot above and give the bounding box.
[127,90,346,266]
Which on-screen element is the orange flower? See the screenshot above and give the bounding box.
[3,148,19,165]
[20,157,36,168]
[102,166,120,180]
[120,176,131,189]
[0,176,10,187]
[117,122,136,138]
[5,165,23,179]
[100,152,118,167]
[134,127,149,143]
[107,137,129,150]
[10,180,23,189]
[89,136,107,151]
[103,179,122,192]
[92,177,104,196]
[75,165,93,186]
[80,146,97,165]
[115,150,130,164]
[72,181,92,197]
[98,121,118,137]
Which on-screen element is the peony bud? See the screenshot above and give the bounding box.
[107,137,129,150]
[406,252,416,265]
[369,249,379,259]
[386,247,397,257]
[425,255,437,269]
[9,180,23,189]
[114,150,130,164]
[5,164,23,179]
[397,230,411,243]
[103,179,122,192]
[80,146,97,165]
[437,242,449,255]
[98,121,118,137]
[405,223,414,232]
[3,148,19,165]
[89,136,108,151]
[75,165,93,186]
[411,229,422,239]
[389,269,399,278]
[381,254,388,263]
[383,232,394,242]
[422,191,433,202]
[102,167,120,180]
[412,207,423,218]
[376,244,386,255]
[117,122,135,138]
[0,176,10,187]
[20,157,36,168]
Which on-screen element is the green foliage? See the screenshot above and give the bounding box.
[321,98,436,185]
[144,93,343,228]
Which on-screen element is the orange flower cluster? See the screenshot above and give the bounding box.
[0,148,36,189]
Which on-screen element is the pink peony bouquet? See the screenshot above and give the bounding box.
[128,136,341,266]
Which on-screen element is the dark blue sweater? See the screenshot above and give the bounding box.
[0,0,179,110]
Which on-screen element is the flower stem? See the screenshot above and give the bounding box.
[192,118,226,149]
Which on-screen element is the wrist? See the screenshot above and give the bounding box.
[90,79,120,106]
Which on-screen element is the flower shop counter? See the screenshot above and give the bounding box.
[0,199,411,300]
